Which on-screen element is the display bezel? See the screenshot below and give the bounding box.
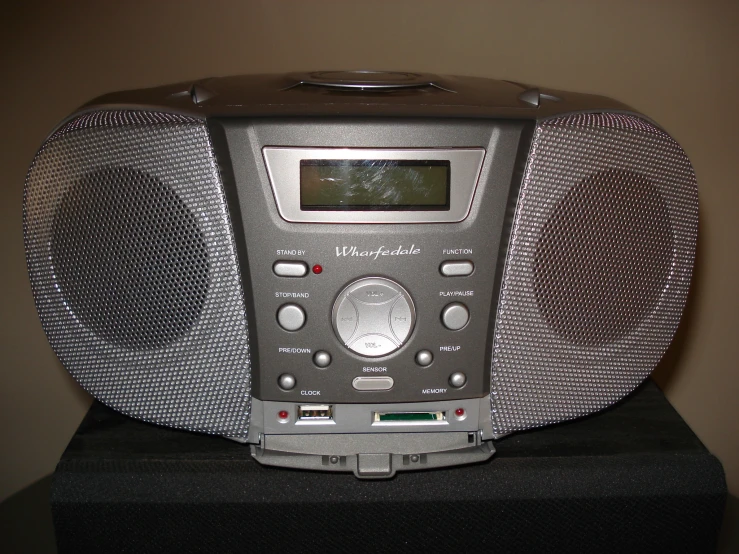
[262,148,486,224]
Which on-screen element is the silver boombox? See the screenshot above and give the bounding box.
[24,71,698,477]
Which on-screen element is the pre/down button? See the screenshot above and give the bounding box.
[313,350,332,368]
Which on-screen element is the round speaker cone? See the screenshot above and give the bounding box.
[534,169,673,347]
[51,166,209,350]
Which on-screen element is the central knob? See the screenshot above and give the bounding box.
[332,277,416,357]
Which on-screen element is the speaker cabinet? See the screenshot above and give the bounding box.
[24,111,252,438]
[491,114,697,436]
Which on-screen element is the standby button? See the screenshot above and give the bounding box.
[273,261,309,277]
[352,376,395,391]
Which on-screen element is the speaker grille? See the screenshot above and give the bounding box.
[24,111,252,438]
[491,114,698,437]
[51,166,210,350]
[534,168,673,346]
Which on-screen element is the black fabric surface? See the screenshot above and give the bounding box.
[51,381,726,553]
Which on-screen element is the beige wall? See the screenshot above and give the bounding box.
[1,0,737,503]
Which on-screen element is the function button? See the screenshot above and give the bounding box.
[335,296,359,343]
[441,302,469,331]
[389,297,413,342]
[440,260,474,277]
[278,373,296,390]
[277,303,306,331]
[352,376,395,391]
[273,260,309,277]
[347,334,398,357]
[313,350,332,368]
[415,350,433,367]
[449,372,467,388]
[348,282,400,305]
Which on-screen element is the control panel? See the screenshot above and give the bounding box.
[263,249,483,403]
[213,117,529,405]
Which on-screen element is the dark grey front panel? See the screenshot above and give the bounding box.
[214,118,530,404]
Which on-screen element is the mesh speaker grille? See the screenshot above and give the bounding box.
[24,110,252,439]
[491,114,698,437]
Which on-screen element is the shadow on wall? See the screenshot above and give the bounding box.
[651,214,704,389]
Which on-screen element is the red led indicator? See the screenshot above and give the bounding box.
[312,264,323,274]
[454,408,465,417]
[278,410,289,420]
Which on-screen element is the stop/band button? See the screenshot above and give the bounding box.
[277,303,306,331]
[352,376,395,391]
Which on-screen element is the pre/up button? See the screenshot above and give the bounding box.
[441,302,469,330]
[415,350,433,367]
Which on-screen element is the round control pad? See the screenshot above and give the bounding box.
[332,277,416,357]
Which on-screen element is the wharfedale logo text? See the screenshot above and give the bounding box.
[335,245,421,260]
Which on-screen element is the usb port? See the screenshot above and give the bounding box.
[298,405,333,420]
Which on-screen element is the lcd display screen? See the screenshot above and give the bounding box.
[300,160,450,211]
